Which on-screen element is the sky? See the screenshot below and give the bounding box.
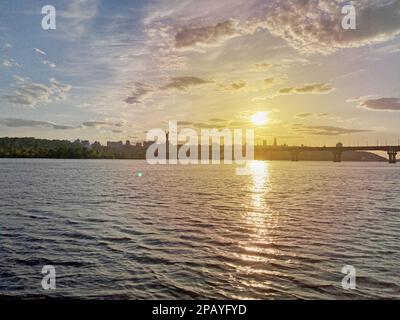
[0,0,400,146]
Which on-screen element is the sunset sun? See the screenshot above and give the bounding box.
[251,112,269,126]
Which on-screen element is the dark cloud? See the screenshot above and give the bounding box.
[124,82,153,104]
[231,81,247,90]
[359,97,400,111]
[278,87,293,94]
[161,76,212,91]
[219,80,247,91]
[175,20,237,48]
[53,124,75,130]
[0,118,74,130]
[82,121,109,127]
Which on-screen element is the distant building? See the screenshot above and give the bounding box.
[273,138,277,147]
[92,141,102,149]
[107,141,123,149]
[81,140,91,149]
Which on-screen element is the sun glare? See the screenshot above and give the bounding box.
[251,112,269,126]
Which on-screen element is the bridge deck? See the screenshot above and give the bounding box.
[260,146,400,152]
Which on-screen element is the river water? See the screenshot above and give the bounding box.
[0,159,399,299]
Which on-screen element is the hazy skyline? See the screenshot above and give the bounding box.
[1,0,400,145]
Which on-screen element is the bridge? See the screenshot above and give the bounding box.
[262,143,400,164]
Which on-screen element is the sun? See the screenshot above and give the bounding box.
[251,112,269,126]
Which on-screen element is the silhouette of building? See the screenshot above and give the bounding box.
[81,140,91,149]
[92,141,102,149]
[107,141,123,149]
[273,138,277,147]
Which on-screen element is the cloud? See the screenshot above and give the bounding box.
[219,80,248,91]
[34,48,47,56]
[42,60,57,68]
[209,118,226,122]
[175,20,238,48]
[124,82,154,104]
[264,0,400,54]
[291,123,370,136]
[295,112,331,118]
[161,76,213,90]
[82,121,109,128]
[255,82,335,100]
[278,83,335,95]
[2,59,21,68]
[149,0,400,55]
[0,118,74,130]
[358,97,400,111]
[81,120,124,128]
[3,78,71,107]
[13,75,29,83]
[231,81,247,90]
[254,63,274,70]
[296,113,314,118]
[263,77,285,88]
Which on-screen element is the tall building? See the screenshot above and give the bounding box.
[273,138,277,147]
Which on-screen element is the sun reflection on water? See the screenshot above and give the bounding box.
[249,161,269,209]
[237,161,280,265]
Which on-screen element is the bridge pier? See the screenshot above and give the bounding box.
[333,152,342,162]
[388,151,397,164]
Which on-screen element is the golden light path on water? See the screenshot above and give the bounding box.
[232,161,285,297]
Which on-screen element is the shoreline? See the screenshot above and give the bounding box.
[0,157,388,162]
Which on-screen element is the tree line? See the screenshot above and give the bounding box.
[0,137,146,159]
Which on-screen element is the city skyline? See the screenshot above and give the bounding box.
[1,0,400,146]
